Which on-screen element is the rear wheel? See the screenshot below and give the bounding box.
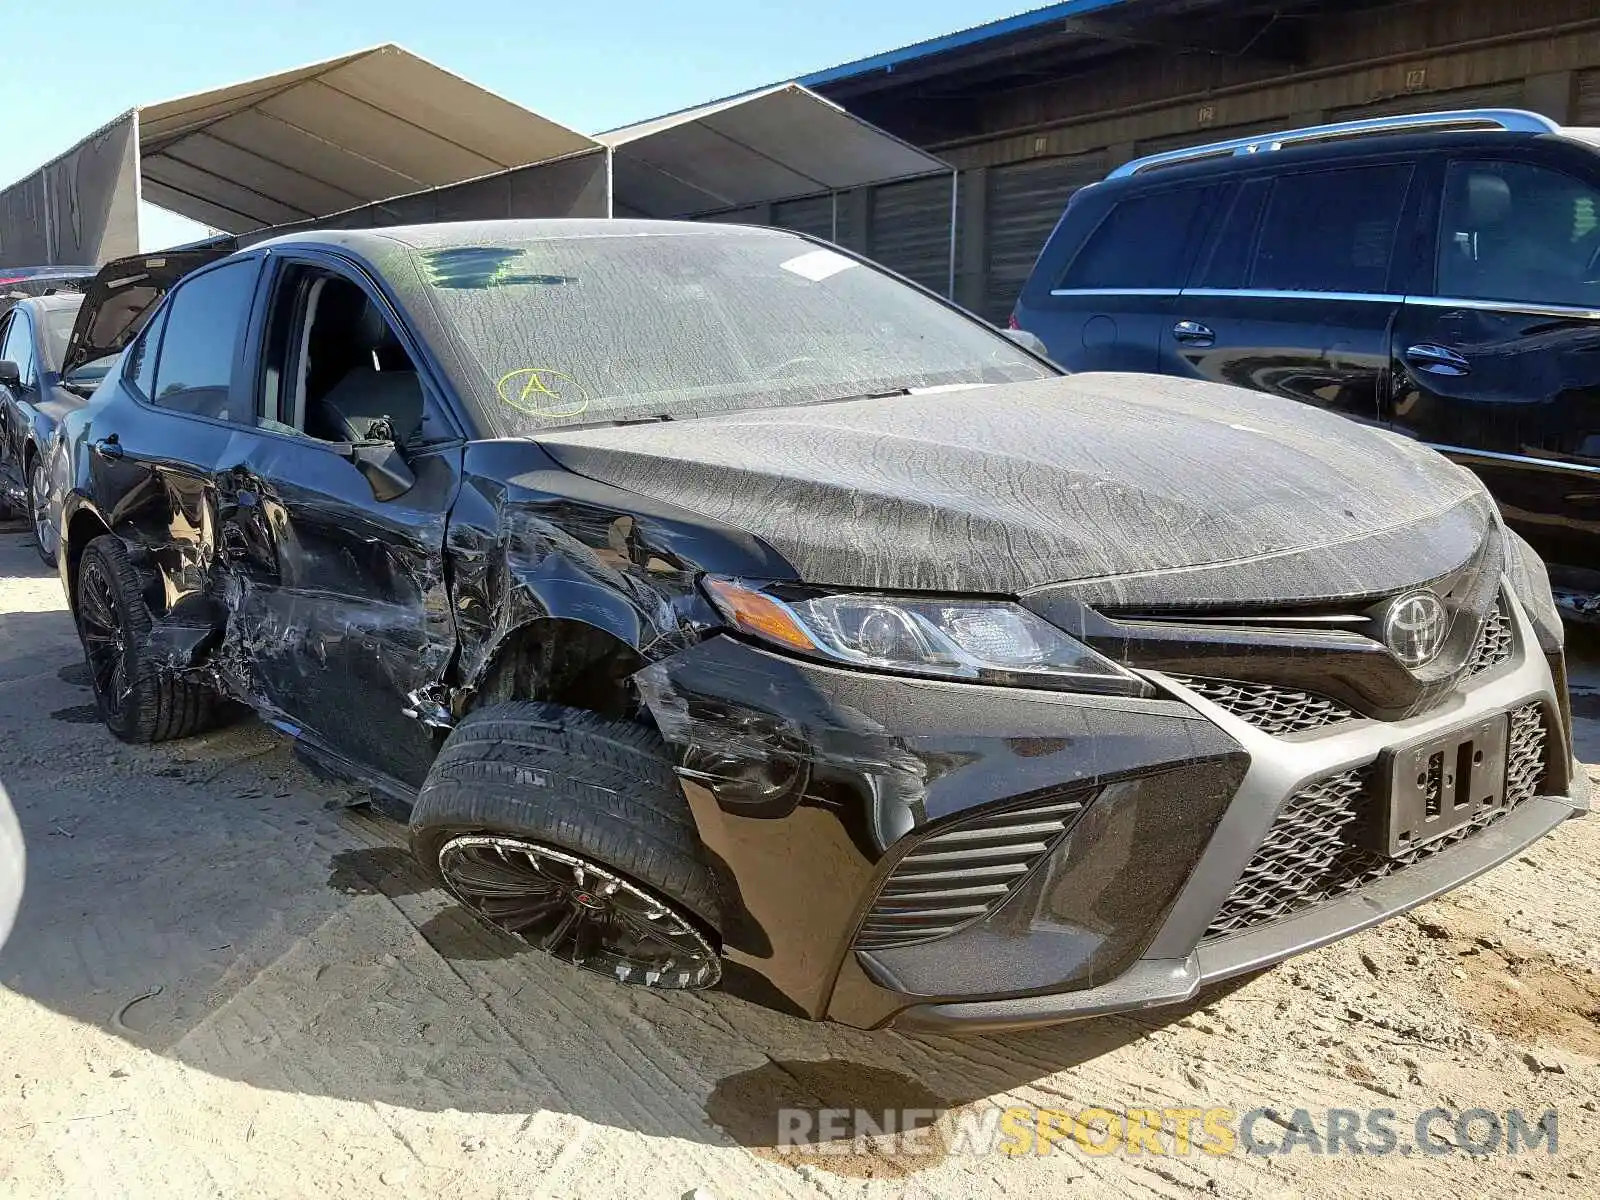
[76,535,225,743]
[28,451,57,567]
[410,701,722,990]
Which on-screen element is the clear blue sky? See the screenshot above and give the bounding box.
[0,0,1030,252]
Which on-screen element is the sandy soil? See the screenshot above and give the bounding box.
[0,523,1596,1199]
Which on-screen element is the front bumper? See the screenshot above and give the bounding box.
[638,591,1586,1032]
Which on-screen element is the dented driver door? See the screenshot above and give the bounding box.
[215,432,462,791]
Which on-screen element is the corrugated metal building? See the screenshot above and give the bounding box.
[708,0,1600,323]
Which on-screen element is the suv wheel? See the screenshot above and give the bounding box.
[76,534,225,743]
[409,701,722,990]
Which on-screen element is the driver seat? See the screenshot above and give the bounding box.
[309,299,425,445]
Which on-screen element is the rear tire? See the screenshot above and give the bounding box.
[409,701,723,989]
[27,450,57,567]
[75,534,226,743]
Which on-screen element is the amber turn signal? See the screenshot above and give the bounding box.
[702,578,818,652]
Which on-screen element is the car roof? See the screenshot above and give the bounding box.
[24,292,87,312]
[6,292,86,315]
[1097,128,1592,193]
[249,217,801,256]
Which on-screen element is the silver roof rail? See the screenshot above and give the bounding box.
[1107,109,1561,180]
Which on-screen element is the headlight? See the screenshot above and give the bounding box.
[704,577,1149,696]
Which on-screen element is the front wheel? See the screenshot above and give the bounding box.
[76,534,226,743]
[409,701,723,990]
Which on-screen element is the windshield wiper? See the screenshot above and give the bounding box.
[790,387,914,409]
[533,413,677,433]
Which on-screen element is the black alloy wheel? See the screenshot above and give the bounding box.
[77,549,129,723]
[438,835,722,990]
[74,535,224,743]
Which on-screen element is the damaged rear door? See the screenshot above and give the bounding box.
[215,251,464,791]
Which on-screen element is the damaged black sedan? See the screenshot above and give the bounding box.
[55,220,1586,1031]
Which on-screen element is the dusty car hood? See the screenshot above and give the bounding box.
[536,373,1493,602]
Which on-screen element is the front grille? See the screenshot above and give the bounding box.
[1171,676,1359,735]
[1204,702,1548,940]
[1465,600,1514,677]
[854,789,1088,951]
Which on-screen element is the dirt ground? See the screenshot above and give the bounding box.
[0,522,1597,1199]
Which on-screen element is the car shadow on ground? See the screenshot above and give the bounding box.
[0,615,1226,1161]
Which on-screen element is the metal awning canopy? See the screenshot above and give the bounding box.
[136,44,600,233]
[599,83,950,218]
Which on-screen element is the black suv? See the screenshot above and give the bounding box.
[48,219,1583,1033]
[1014,110,1600,614]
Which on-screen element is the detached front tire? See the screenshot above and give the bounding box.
[76,534,225,743]
[410,701,723,990]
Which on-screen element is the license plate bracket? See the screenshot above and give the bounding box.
[1374,715,1510,857]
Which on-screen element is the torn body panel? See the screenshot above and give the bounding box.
[209,439,460,788]
[58,397,461,789]
[443,439,796,716]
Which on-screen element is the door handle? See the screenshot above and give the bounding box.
[1172,320,1215,347]
[1405,343,1471,376]
[91,435,123,461]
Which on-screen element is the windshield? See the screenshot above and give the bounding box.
[41,301,84,373]
[401,229,1054,433]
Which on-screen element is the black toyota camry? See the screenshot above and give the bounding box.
[50,219,1586,1032]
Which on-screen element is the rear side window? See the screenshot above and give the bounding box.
[149,260,257,422]
[1059,186,1217,289]
[126,305,168,399]
[1249,164,1413,294]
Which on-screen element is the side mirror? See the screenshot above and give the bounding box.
[1002,328,1050,357]
[0,361,19,389]
[349,439,416,502]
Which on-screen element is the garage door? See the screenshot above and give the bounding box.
[1329,83,1524,122]
[773,193,837,242]
[983,151,1105,324]
[867,175,954,294]
[1133,122,1282,159]
[695,205,766,226]
[1578,68,1600,126]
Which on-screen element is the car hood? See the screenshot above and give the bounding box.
[535,373,1494,605]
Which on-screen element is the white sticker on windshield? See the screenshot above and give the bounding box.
[779,249,857,282]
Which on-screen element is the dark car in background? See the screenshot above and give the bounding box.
[50,218,1584,1033]
[0,292,111,562]
[1013,109,1600,617]
[0,265,95,320]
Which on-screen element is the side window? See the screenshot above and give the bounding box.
[149,259,258,421]
[262,264,428,447]
[1438,160,1600,308]
[1193,179,1268,289]
[1250,164,1414,294]
[1060,186,1217,290]
[126,304,169,399]
[1,311,36,384]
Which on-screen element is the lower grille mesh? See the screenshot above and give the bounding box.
[855,789,1089,950]
[1172,676,1359,735]
[1465,601,1515,677]
[1204,702,1548,940]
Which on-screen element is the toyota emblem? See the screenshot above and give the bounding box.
[1382,590,1448,669]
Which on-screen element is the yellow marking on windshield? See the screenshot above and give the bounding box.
[495,368,590,419]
